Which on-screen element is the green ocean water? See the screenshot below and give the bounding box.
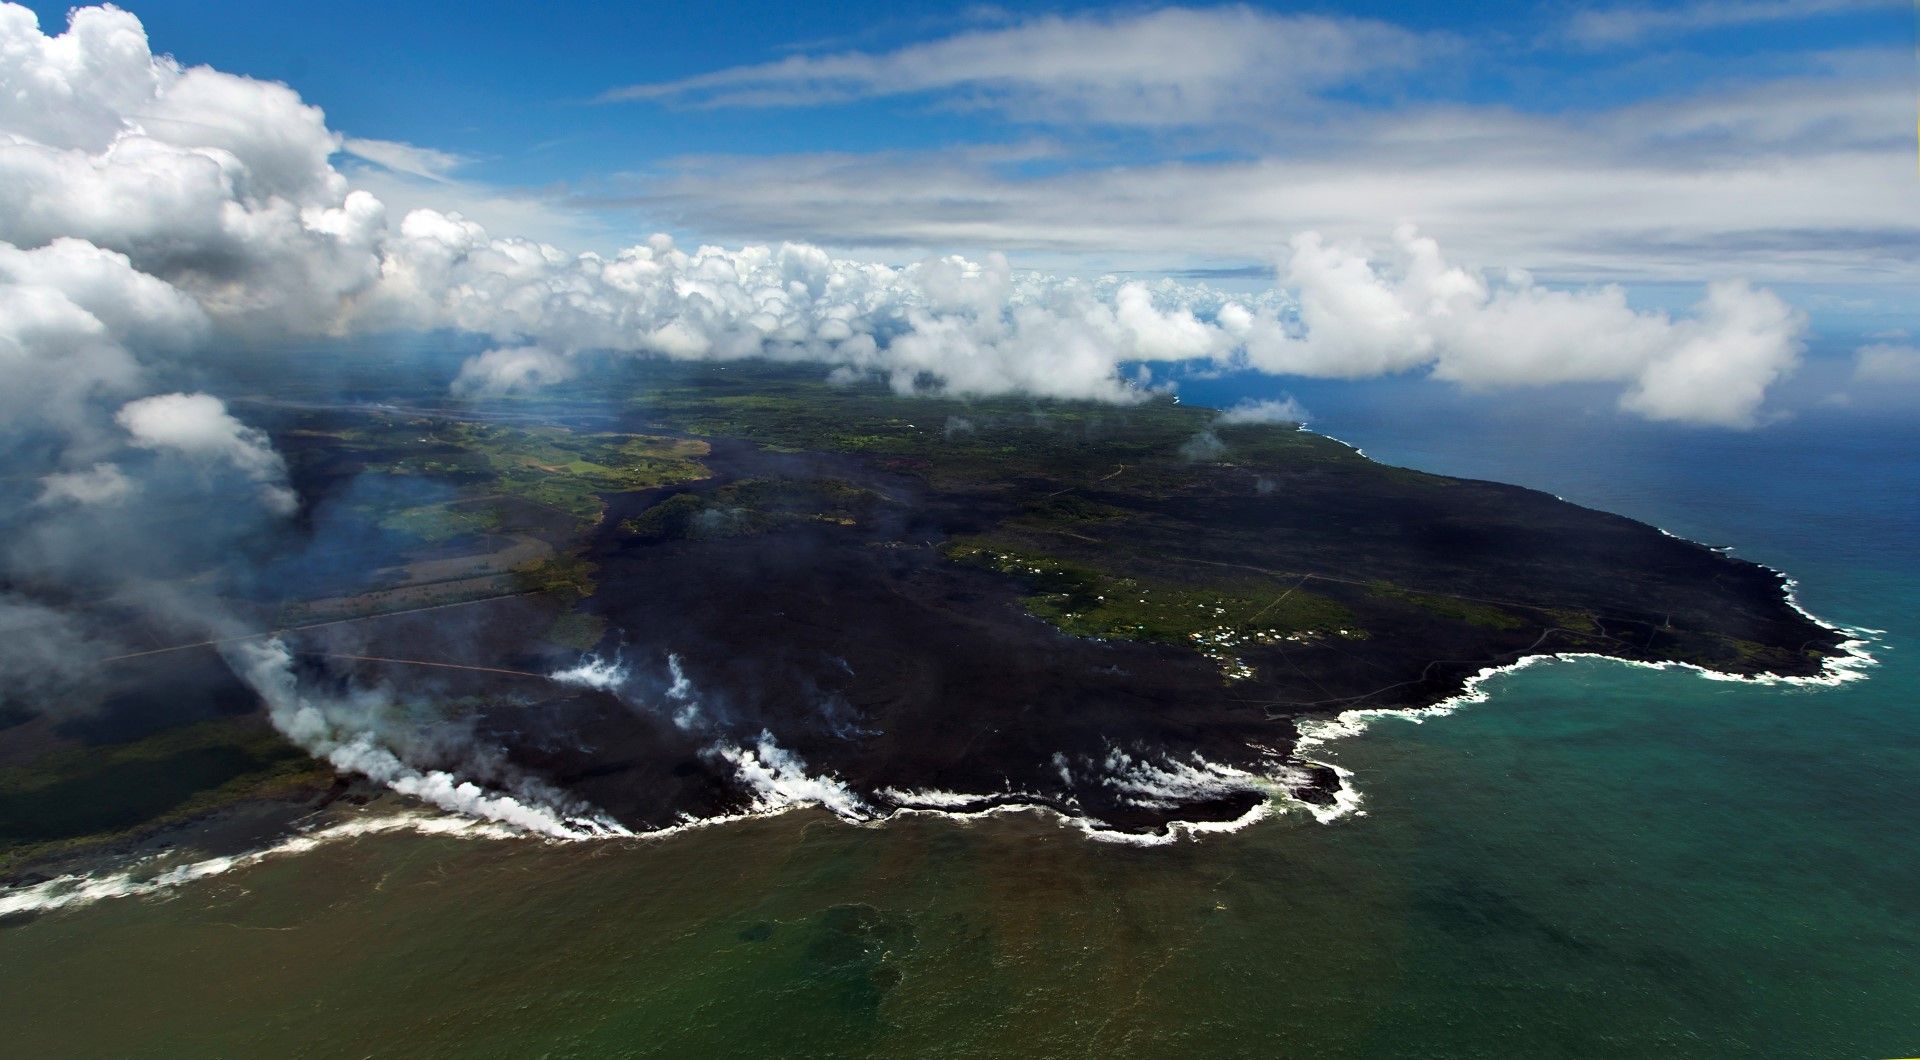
[1,408,1914,1058]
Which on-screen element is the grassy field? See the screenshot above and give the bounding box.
[945,539,1358,681]
[636,371,1280,486]
[330,418,711,534]
[621,478,887,541]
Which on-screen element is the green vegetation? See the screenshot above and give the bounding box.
[620,493,719,541]
[341,418,710,533]
[622,478,888,542]
[0,719,331,872]
[1370,582,1526,631]
[946,540,1356,680]
[637,370,1363,488]
[1211,423,1351,464]
[265,412,711,625]
[1006,495,1133,531]
[1712,634,1802,669]
[514,554,599,601]
[544,610,609,651]
[376,501,501,543]
[1547,608,1602,635]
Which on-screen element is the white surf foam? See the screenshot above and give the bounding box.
[0,812,516,918]
[1289,586,1880,824]
[1069,796,1276,847]
[878,787,993,809]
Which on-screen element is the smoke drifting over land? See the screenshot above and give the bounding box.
[226,638,628,838]
[0,5,1826,832]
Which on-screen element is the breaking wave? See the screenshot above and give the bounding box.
[0,812,514,919]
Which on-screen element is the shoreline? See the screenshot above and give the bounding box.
[2,620,1876,918]
[0,811,516,919]
[1289,566,1879,821]
[2,443,1881,917]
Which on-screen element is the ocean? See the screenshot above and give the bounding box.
[1,376,1913,1058]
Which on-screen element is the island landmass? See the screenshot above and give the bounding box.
[0,358,1855,890]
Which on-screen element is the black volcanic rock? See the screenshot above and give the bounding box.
[267,364,1844,841]
[29,361,1846,865]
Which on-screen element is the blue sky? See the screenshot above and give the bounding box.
[0,0,1913,436]
[36,0,1907,328]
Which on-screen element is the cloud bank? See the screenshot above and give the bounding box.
[116,392,298,512]
[0,2,1813,457]
[1225,228,1803,428]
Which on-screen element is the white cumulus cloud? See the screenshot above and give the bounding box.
[1222,227,1804,428]
[116,392,297,512]
[36,461,133,506]
[1851,344,1920,385]
[1218,397,1310,425]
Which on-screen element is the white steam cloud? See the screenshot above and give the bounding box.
[36,461,133,506]
[1218,396,1310,425]
[663,653,705,731]
[712,731,869,820]
[551,650,708,732]
[228,638,628,838]
[1095,746,1266,810]
[116,392,297,512]
[548,653,631,692]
